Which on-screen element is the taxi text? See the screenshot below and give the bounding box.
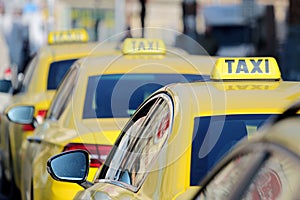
[130,40,160,51]
[225,59,269,74]
[122,38,166,55]
[48,29,88,44]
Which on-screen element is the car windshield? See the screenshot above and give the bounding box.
[190,114,273,186]
[47,59,77,90]
[83,73,207,119]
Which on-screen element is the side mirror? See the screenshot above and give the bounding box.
[6,105,35,125]
[0,79,12,93]
[47,150,92,189]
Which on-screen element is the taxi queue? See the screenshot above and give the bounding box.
[1,29,300,200]
[0,29,120,200]
[46,56,300,200]
[2,30,215,200]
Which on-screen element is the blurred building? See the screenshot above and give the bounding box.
[0,0,290,54]
[280,0,300,81]
[120,0,289,55]
[51,0,117,42]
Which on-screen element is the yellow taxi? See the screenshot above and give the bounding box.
[0,29,119,199]
[6,38,215,200]
[47,57,300,199]
[192,101,300,200]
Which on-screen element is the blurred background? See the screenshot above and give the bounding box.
[0,0,299,80]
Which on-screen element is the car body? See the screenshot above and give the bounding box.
[7,38,215,200]
[47,57,300,199]
[192,101,300,200]
[0,29,119,199]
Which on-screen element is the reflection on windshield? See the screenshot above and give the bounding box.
[104,97,171,189]
[190,114,273,185]
[47,59,77,90]
[199,147,300,200]
[243,153,300,200]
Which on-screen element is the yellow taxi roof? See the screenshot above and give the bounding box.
[166,81,300,117]
[39,42,120,61]
[77,54,216,76]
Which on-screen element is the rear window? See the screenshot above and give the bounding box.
[190,114,273,186]
[83,74,207,119]
[47,59,77,90]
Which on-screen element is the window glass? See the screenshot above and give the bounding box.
[242,151,300,200]
[196,148,300,200]
[47,65,79,120]
[47,59,77,90]
[101,94,173,190]
[191,114,273,185]
[83,74,206,119]
[20,55,38,93]
[199,153,257,199]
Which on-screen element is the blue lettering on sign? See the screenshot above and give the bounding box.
[225,59,235,73]
[138,41,146,50]
[225,59,271,74]
[53,32,81,42]
[250,59,263,73]
[148,41,153,50]
[236,60,249,73]
[265,59,269,73]
[131,41,136,50]
[131,41,160,51]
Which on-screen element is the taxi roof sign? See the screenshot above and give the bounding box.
[122,38,166,55]
[48,29,89,45]
[211,57,281,81]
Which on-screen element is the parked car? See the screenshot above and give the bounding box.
[0,28,119,199]
[7,38,214,200]
[47,57,300,199]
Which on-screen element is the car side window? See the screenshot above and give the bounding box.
[196,146,300,200]
[19,55,38,93]
[47,64,79,120]
[197,153,259,199]
[242,150,300,200]
[100,93,173,191]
